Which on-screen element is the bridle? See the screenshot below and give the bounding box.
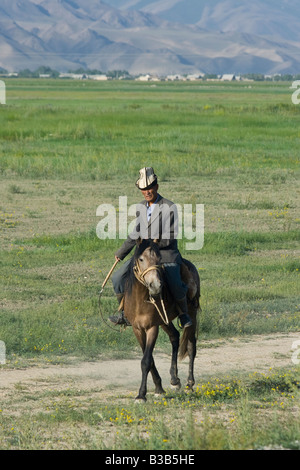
[133,259,169,325]
[133,260,162,286]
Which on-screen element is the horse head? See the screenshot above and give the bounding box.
[134,238,163,296]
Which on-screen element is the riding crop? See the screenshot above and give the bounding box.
[99,258,120,296]
[98,258,121,331]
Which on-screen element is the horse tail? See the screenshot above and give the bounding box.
[178,259,201,361]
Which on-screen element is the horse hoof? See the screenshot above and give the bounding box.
[135,397,146,404]
[171,381,181,391]
[154,390,166,397]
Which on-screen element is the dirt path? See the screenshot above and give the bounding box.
[1,333,299,395]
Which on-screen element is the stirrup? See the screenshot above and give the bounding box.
[109,312,131,326]
[178,313,192,329]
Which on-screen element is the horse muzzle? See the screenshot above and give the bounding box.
[147,279,162,297]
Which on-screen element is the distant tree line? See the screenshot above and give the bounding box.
[0,66,131,79]
[68,68,131,78]
[242,73,300,81]
[18,66,60,78]
[203,73,300,81]
[1,66,300,81]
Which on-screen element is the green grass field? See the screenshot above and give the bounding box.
[0,79,299,449]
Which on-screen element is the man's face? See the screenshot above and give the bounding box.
[141,184,158,205]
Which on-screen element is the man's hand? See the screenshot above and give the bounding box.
[115,256,121,262]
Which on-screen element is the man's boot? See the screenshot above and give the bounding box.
[108,293,131,326]
[176,296,192,329]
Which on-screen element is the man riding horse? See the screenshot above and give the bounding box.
[109,167,192,329]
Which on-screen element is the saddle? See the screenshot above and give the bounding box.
[119,258,200,312]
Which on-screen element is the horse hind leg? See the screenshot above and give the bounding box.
[179,311,197,392]
[150,358,165,397]
[186,334,196,391]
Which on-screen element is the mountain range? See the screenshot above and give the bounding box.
[108,0,300,43]
[1,0,300,75]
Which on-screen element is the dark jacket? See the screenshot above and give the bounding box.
[115,194,182,264]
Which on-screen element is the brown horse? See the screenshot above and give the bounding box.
[123,239,200,402]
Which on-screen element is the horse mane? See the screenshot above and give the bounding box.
[125,239,161,295]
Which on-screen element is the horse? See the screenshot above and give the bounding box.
[122,238,200,402]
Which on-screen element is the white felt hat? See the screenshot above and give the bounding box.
[135,167,158,190]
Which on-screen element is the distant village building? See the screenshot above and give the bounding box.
[89,75,108,81]
[0,72,18,77]
[186,73,204,81]
[59,73,87,80]
[135,74,160,82]
[59,73,109,80]
[136,74,151,81]
[221,74,236,81]
[166,74,183,81]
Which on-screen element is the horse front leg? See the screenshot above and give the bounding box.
[135,325,161,402]
[161,323,181,390]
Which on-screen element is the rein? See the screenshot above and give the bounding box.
[133,260,169,325]
[133,261,162,285]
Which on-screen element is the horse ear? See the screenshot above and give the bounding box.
[136,237,142,245]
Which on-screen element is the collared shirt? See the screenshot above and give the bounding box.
[146,194,160,221]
